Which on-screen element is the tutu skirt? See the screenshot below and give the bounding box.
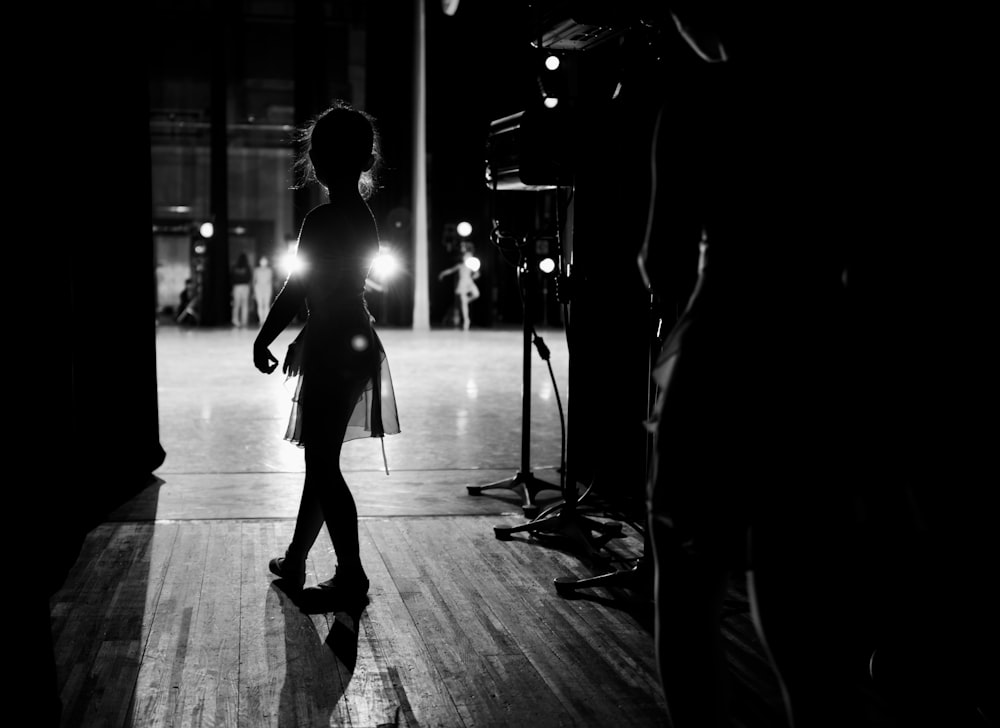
[283,327,400,467]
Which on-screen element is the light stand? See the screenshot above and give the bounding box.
[484,208,629,558]
[472,111,627,550]
[467,245,561,518]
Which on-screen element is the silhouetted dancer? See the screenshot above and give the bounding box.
[437,249,481,330]
[254,100,400,613]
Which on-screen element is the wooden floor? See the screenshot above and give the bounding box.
[50,325,789,728]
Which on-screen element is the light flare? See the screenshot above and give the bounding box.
[279,251,305,277]
[371,250,400,281]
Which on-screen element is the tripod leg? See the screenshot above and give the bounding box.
[553,556,653,597]
[467,471,560,517]
[495,512,610,561]
[466,475,517,496]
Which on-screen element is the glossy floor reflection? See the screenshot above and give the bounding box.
[145,324,571,520]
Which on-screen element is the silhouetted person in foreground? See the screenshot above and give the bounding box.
[640,5,992,727]
[254,100,400,613]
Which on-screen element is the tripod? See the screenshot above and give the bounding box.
[479,244,628,559]
[467,249,561,518]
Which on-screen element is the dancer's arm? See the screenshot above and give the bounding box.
[254,269,305,374]
[438,264,459,280]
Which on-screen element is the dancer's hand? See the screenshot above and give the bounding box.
[254,341,279,374]
[282,341,301,377]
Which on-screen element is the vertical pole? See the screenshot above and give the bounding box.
[206,0,231,326]
[520,257,532,473]
[293,0,324,235]
[411,0,431,330]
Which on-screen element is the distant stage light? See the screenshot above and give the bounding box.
[194,244,207,255]
[456,221,473,238]
[464,255,482,273]
[539,257,556,274]
[543,97,560,109]
[199,221,214,238]
[545,55,560,71]
[371,250,399,280]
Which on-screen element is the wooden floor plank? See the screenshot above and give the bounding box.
[129,521,212,727]
[396,517,572,728]
[50,514,823,728]
[53,523,168,728]
[277,593,355,727]
[379,517,527,728]
[443,516,667,727]
[94,523,180,728]
[363,519,469,727]
[299,529,359,727]
[332,606,391,728]
[49,523,118,640]
[173,519,243,727]
[239,520,283,728]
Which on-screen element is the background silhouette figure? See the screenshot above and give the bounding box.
[254,256,274,325]
[438,250,480,330]
[231,252,252,327]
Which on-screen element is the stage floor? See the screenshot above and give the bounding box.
[50,324,912,727]
[51,326,699,728]
[143,325,573,520]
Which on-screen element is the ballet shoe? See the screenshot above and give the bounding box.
[268,550,306,592]
[298,571,369,614]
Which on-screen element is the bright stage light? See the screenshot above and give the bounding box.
[456,221,473,237]
[543,97,559,109]
[371,250,399,280]
[538,257,556,274]
[545,55,560,71]
[199,221,214,238]
[464,255,482,273]
[279,250,304,277]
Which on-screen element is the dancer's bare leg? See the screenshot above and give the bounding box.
[460,294,471,330]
